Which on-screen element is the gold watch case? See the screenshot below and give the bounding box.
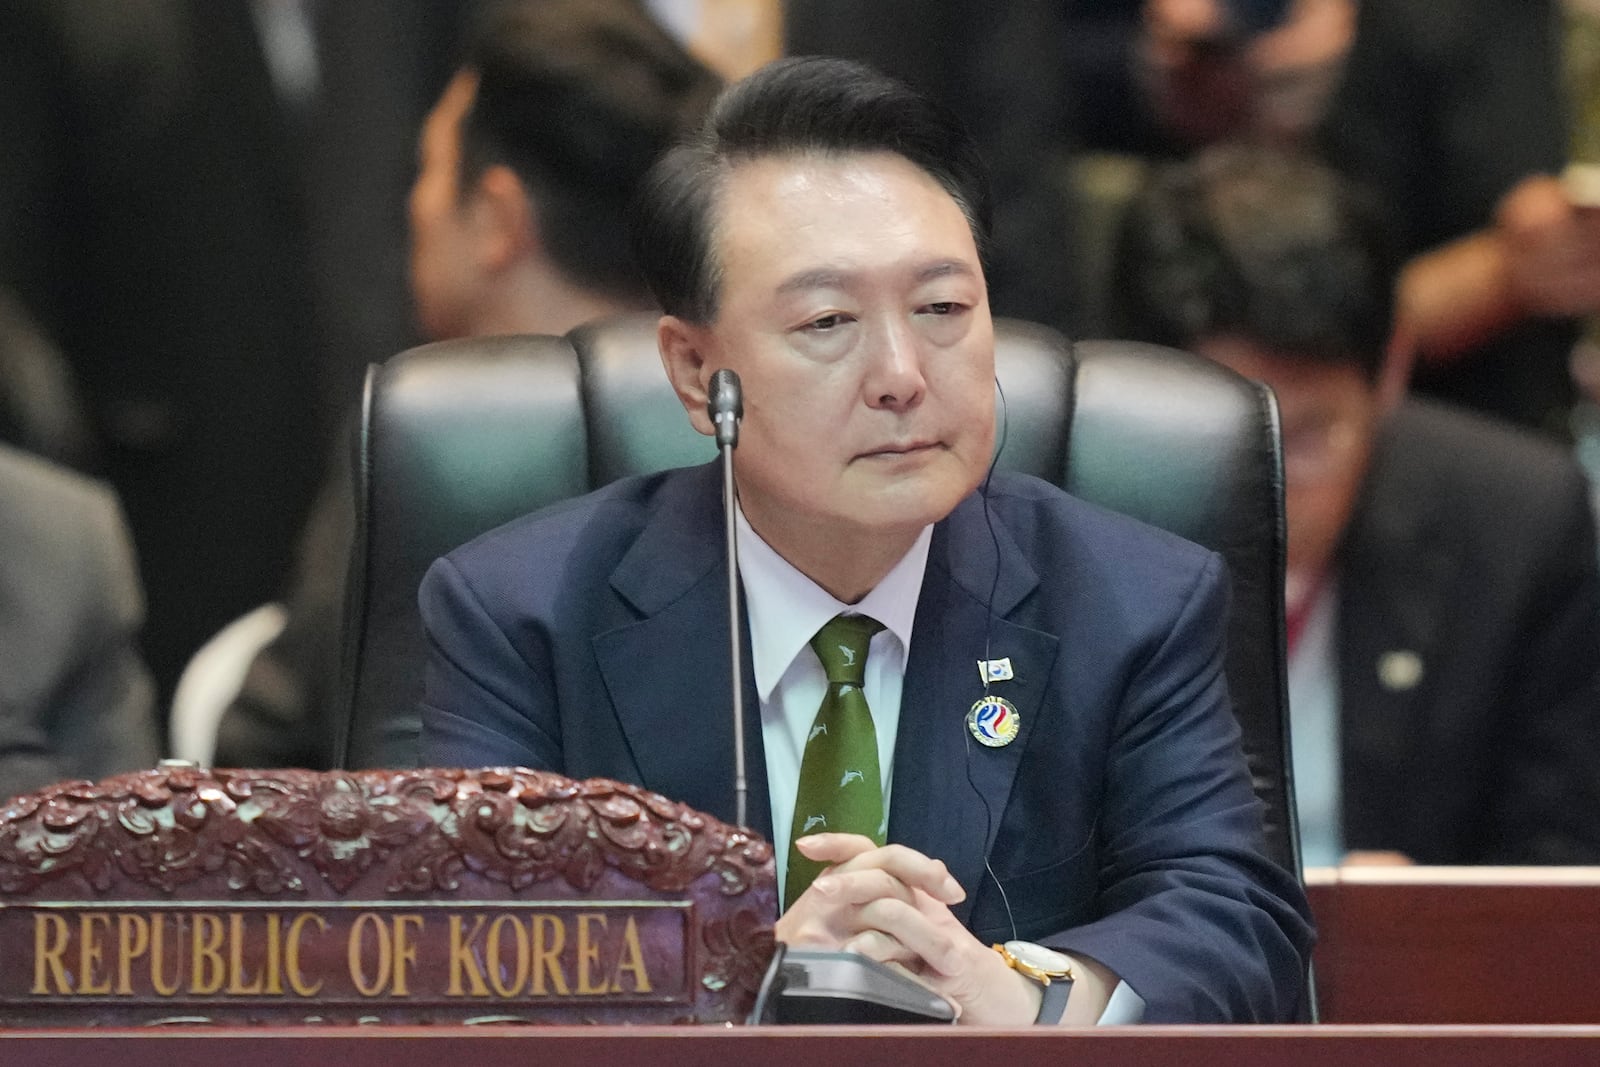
[993,940,1075,985]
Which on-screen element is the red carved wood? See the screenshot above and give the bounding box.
[0,766,776,1026]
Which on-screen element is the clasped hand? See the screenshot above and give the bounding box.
[773,833,1040,1026]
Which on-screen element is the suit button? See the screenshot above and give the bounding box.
[1377,650,1424,692]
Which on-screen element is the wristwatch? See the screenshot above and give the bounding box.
[992,940,1075,1024]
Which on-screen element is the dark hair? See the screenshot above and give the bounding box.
[457,0,720,302]
[630,55,993,323]
[1113,144,1398,379]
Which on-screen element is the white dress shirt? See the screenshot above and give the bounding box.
[1286,581,1344,868]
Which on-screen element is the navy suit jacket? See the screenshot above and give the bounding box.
[419,464,1313,1022]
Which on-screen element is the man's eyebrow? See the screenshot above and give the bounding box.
[916,259,976,283]
[775,268,852,296]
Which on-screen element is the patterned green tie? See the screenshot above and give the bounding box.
[785,613,887,908]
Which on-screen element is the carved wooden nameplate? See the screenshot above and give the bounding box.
[0,766,776,1026]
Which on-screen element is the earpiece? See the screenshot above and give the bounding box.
[963,373,1018,941]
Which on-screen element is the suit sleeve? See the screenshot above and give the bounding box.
[1048,553,1314,1022]
[1,480,157,800]
[418,554,565,772]
[53,488,160,782]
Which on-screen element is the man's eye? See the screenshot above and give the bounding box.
[807,313,847,331]
[924,302,960,315]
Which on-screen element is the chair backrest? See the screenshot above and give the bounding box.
[337,313,1299,880]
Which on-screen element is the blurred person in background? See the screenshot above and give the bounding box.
[1060,0,1355,334]
[405,0,718,344]
[0,2,465,711]
[645,0,781,80]
[1,443,158,802]
[1067,0,1353,154]
[1116,145,1600,865]
[214,0,721,769]
[1320,0,1594,441]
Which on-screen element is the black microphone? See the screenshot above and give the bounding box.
[709,369,749,830]
[709,368,743,448]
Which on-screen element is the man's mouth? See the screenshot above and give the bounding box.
[859,440,941,460]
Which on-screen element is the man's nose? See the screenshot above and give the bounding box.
[864,318,927,411]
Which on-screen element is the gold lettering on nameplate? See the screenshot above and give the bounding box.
[286,913,326,997]
[115,913,147,996]
[4,903,689,1007]
[533,912,567,996]
[31,913,69,995]
[348,912,391,997]
[190,913,226,995]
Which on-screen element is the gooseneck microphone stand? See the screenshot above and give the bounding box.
[706,370,953,1026]
[708,369,747,829]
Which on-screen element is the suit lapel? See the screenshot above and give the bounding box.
[889,492,1060,925]
[590,465,772,839]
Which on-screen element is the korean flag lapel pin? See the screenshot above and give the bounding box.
[977,657,1014,683]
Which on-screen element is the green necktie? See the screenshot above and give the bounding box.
[785,613,887,908]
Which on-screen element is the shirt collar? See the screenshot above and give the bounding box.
[736,505,931,702]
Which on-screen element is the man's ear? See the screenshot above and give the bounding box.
[470,163,537,273]
[658,315,717,437]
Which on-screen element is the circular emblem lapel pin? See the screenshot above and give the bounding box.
[967,696,1020,747]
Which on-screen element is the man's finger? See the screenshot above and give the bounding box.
[793,832,879,864]
[841,928,921,969]
[852,894,969,977]
[795,836,966,904]
[809,865,918,909]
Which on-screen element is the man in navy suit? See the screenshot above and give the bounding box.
[420,56,1312,1024]
[1114,144,1600,866]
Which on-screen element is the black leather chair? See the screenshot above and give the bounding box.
[336,314,1300,884]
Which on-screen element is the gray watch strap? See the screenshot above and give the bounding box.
[1034,974,1073,1025]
